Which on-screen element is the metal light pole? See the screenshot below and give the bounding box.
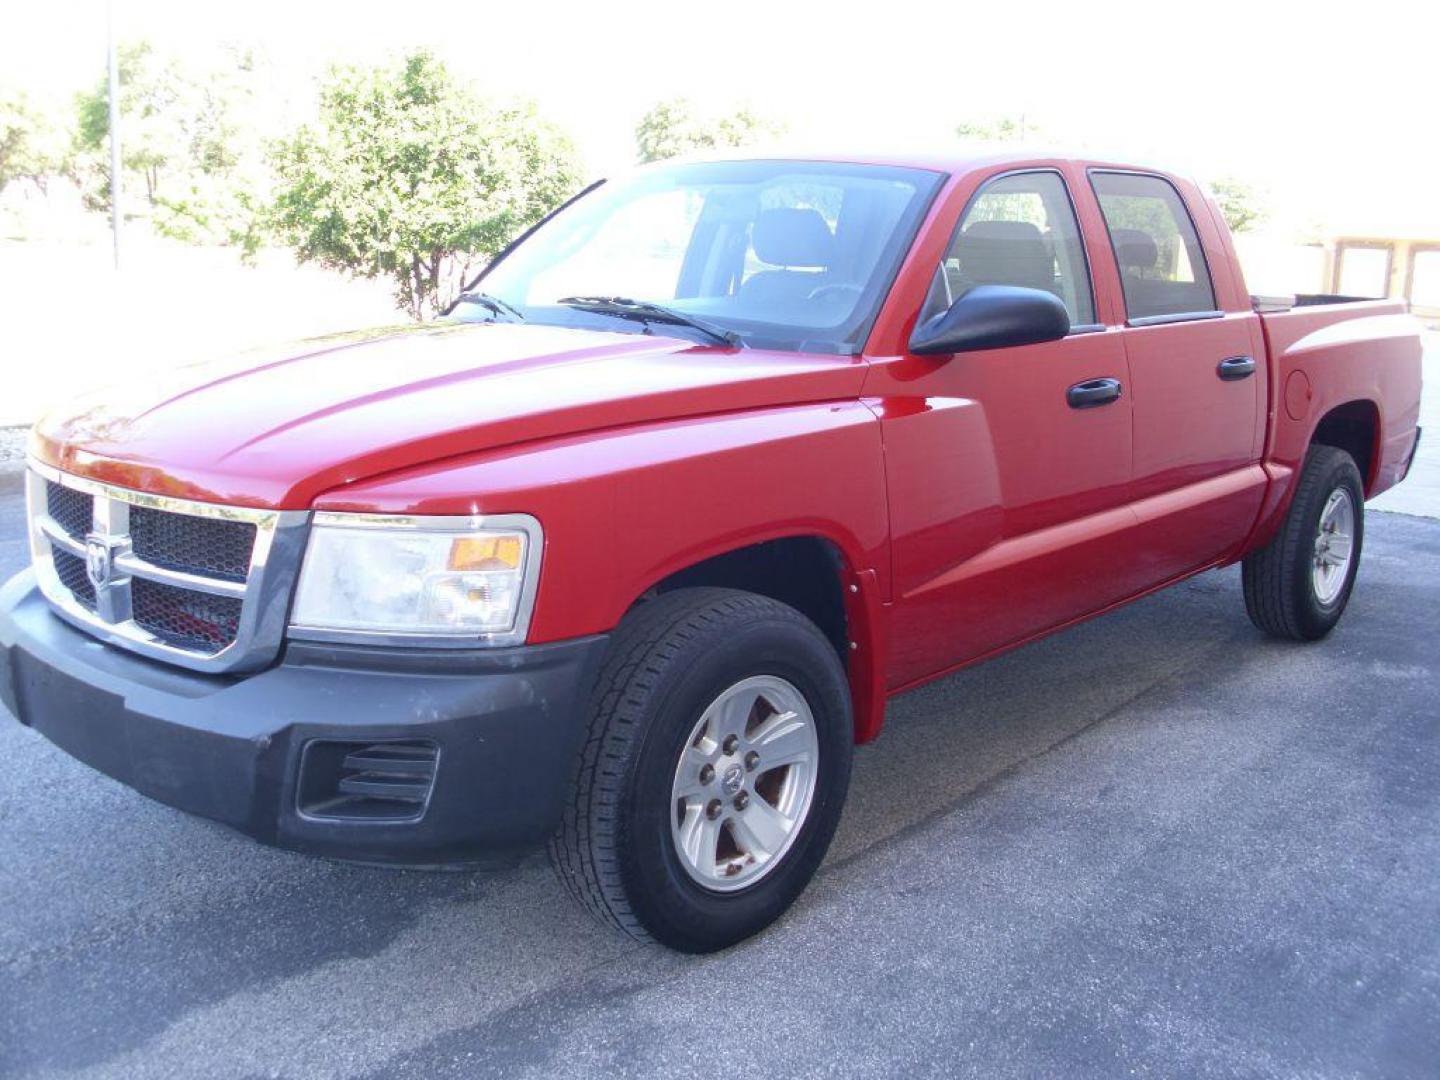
[107,0,121,269]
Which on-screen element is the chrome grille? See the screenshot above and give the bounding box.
[52,548,97,610]
[132,578,244,651]
[46,484,93,539]
[25,462,309,673]
[130,506,256,582]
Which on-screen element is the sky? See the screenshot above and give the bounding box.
[4,0,1438,236]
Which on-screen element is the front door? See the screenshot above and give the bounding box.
[872,168,1140,690]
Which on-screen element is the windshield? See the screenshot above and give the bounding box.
[459,160,943,353]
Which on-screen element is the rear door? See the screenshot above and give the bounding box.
[1086,170,1267,576]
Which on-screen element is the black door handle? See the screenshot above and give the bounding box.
[1218,355,1256,380]
[1067,377,1123,409]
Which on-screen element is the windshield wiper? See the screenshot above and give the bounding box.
[556,296,741,347]
[456,291,526,323]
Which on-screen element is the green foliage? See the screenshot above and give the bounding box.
[72,41,266,244]
[1209,176,1267,234]
[0,87,68,194]
[955,114,1043,143]
[967,190,1047,228]
[1096,193,1173,239]
[267,51,582,321]
[635,98,782,164]
[1095,192,1182,276]
[75,42,182,207]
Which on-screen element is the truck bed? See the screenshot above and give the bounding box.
[1253,296,1423,501]
[1252,293,1390,313]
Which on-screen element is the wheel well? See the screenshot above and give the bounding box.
[1312,400,1380,494]
[647,537,849,665]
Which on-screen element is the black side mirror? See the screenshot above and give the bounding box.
[909,284,1070,355]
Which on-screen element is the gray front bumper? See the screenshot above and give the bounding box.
[0,570,607,866]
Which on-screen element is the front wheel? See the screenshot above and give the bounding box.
[549,588,853,953]
[1242,444,1365,640]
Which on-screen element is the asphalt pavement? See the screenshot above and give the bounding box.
[1,488,1438,1078]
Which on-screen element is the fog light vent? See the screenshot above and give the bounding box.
[298,740,439,822]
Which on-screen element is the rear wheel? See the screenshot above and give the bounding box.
[1242,444,1365,640]
[549,588,852,953]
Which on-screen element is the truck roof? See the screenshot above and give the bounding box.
[662,145,1189,182]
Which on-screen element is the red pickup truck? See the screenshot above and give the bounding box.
[1,151,1423,952]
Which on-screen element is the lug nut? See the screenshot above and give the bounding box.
[699,764,715,784]
[733,790,749,811]
[705,799,723,820]
[744,750,760,772]
[722,734,739,755]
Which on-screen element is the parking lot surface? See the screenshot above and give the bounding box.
[1,488,1437,1078]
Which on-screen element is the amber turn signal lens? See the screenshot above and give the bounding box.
[448,534,523,572]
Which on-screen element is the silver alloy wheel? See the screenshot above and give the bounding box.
[1312,487,1356,605]
[669,675,820,892]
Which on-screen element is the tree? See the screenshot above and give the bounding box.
[267,51,582,321]
[955,114,1044,143]
[635,98,782,163]
[75,41,185,209]
[72,41,265,243]
[0,88,67,194]
[1208,176,1267,234]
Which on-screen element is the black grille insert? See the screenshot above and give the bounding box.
[46,483,93,539]
[52,549,97,611]
[130,508,256,582]
[132,578,242,652]
[298,741,439,821]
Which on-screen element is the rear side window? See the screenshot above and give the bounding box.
[920,171,1095,327]
[1092,172,1217,320]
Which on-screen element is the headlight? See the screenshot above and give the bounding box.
[289,512,542,646]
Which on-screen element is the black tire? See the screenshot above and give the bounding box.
[1242,444,1365,641]
[548,587,853,953]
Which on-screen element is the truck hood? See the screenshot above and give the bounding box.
[32,322,867,509]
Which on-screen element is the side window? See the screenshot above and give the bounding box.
[921,171,1095,327]
[1091,172,1217,320]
